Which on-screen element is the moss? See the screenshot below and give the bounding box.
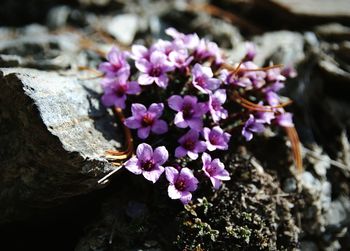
[174,154,299,251]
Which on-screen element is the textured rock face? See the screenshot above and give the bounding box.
[267,0,350,18]
[0,68,122,223]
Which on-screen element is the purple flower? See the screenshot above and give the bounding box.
[275,112,294,127]
[165,166,198,204]
[208,89,228,122]
[265,91,280,106]
[243,42,256,61]
[281,66,297,78]
[124,143,168,183]
[206,40,224,65]
[202,153,230,189]
[101,76,141,109]
[175,130,206,160]
[202,126,231,151]
[242,115,265,141]
[99,47,130,78]
[192,63,221,93]
[265,67,286,83]
[223,62,266,89]
[194,39,223,65]
[255,111,275,125]
[165,27,200,50]
[263,81,285,93]
[131,44,150,61]
[136,50,174,88]
[168,50,193,69]
[244,63,266,89]
[124,103,168,139]
[221,68,252,88]
[168,95,207,131]
[151,39,177,56]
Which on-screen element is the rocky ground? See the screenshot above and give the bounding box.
[1,0,350,250]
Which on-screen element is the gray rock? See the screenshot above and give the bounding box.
[252,31,305,67]
[191,14,243,49]
[266,0,350,19]
[319,56,350,84]
[301,241,319,251]
[104,14,139,45]
[0,25,83,70]
[79,0,111,6]
[0,68,123,223]
[47,5,72,28]
[282,177,297,193]
[0,54,22,67]
[325,196,350,227]
[315,23,350,41]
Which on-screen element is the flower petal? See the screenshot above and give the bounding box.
[214,89,226,103]
[132,45,148,60]
[124,117,141,129]
[107,47,119,63]
[183,95,197,106]
[187,151,198,160]
[153,146,169,165]
[155,74,169,88]
[138,74,154,85]
[207,78,221,91]
[174,112,187,128]
[168,95,183,111]
[126,81,141,94]
[131,103,147,117]
[135,58,151,73]
[206,143,216,151]
[175,146,187,158]
[201,65,214,78]
[180,168,198,192]
[187,118,203,131]
[148,103,164,118]
[165,166,178,184]
[242,128,253,141]
[201,152,212,166]
[142,165,164,183]
[215,168,231,181]
[137,127,151,139]
[202,127,210,140]
[101,93,117,107]
[195,141,207,153]
[124,157,142,175]
[250,123,265,133]
[168,184,182,199]
[113,95,127,109]
[152,120,168,134]
[136,143,153,160]
[210,177,222,190]
[276,113,294,127]
[99,62,113,74]
[150,50,167,65]
[179,191,192,204]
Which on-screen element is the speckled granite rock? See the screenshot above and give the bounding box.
[0,68,122,223]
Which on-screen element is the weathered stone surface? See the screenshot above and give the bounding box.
[225,31,305,67]
[103,14,139,45]
[253,31,305,67]
[319,56,350,85]
[315,23,350,41]
[0,68,122,223]
[0,25,84,71]
[266,0,350,19]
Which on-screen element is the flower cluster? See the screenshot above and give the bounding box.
[99,28,296,204]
